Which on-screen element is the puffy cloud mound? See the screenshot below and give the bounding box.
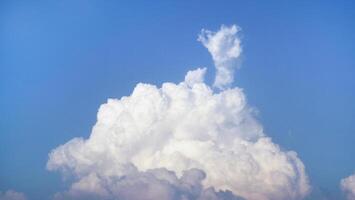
[198,25,241,89]
[0,190,26,200]
[341,173,355,200]
[53,167,244,200]
[47,25,310,200]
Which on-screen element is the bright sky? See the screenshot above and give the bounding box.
[1,1,354,200]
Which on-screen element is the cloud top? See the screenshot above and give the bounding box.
[198,25,242,89]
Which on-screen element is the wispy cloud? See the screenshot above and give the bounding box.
[0,190,26,200]
[198,25,242,90]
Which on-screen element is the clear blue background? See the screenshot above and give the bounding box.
[1,1,354,199]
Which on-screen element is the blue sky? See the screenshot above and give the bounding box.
[0,0,354,199]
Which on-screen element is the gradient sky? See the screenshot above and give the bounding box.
[1,0,354,199]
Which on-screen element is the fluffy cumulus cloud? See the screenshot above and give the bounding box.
[341,173,355,200]
[198,25,241,90]
[0,190,26,200]
[47,25,310,200]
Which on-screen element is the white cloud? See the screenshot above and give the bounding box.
[198,25,242,90]
[0,190,26,200]
[341,173,355,200]
[47,25,310,200]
